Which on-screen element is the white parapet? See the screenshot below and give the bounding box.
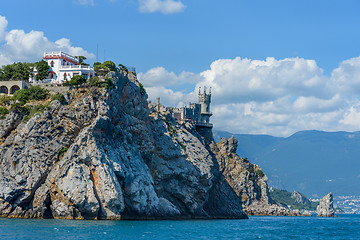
[44,51,79,64]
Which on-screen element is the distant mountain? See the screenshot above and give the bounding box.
[214,130,360,197]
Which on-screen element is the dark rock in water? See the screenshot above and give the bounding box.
[316,193,335,217]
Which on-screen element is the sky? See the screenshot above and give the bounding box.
[2,0,360,136]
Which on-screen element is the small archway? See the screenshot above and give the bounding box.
[10,85,20,94]
[0,86,8,94]
[49,71,56,79]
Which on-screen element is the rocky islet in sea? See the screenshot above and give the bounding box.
[316,193,335,217]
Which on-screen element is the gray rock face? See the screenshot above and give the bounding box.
[0,71,293,220]
[291,191,311,205]
[316,193,335,217]
[0,72,247,220]
[209,137,293,216]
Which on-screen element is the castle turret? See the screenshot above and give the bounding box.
[198,87,212,125]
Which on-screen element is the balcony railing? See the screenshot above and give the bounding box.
[60,65,93,70]
[44,51,79,63]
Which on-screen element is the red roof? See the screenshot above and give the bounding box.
[48,71,56,74]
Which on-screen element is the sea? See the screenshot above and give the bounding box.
[0,214,359,239]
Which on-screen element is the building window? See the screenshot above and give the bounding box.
[50,61,54,67]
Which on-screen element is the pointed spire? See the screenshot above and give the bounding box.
[204,86,207,94]
[198,87,201,95]
[209,87,212,94]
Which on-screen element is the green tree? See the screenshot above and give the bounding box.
[118,64,128,72]
[0,62,34,81]
[75,56,87,64]
[93,62,102,72]
[63,75,86,86]
[102,61,117,72]
[35,60,50,80]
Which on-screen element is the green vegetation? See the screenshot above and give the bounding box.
[0,62,34,81]
[12,86,49,105]
[94,61,117,74]
[75,56,86,64]
[22,104,49,122]
[0,60,50,81]
[0,95,11,106]
[10,103,31,116]
[35,60,50,80]
[88,77,114,89]
[0,106,9,119]
[63,75,86,86]
[51,93,66,104]
[118,64,128,72]
[269,188,317,210]
[75,56,89,66]
[179,142,186,151]
[164,119,176,136]
[139,83,146,96]
[255,169,265,178]
[58,147,69,158]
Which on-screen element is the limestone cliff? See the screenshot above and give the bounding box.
[0,71,288,220]
[209,137,293,216]
[316,193,335,217]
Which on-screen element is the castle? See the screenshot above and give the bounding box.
[172,87,213,128]
[29,51,95,85]
[151,87,213,141]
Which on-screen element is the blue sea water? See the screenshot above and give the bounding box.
[0,214,359,239]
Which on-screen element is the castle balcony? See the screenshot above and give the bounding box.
[195,122,213,128]
[201,112,213,116]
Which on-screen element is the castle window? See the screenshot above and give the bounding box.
[50,61,54,67]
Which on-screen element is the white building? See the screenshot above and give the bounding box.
[30,51,95,84]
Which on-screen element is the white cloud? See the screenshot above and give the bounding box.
[138,66,202,87]
[198,57,331,104]
[332,56,360,95]
[138,0,186,14]
[141,56,360,137]
[73,0,95,6]
[0,15,94,66]
[0,15,7,42]
[145,86,192,107]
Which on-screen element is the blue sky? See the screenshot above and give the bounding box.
[2,0,360,136]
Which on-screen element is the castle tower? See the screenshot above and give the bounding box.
[198,87,212,125]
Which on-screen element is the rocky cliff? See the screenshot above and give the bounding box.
[0,71,289,220]
[316,193,335,217]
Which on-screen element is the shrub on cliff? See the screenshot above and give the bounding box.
[139,83,146,96]
[94,61,117,75]
[0,95,11,106]
[63,75,86,86]
[118,64,128,72]
[88,77,114,89]
[51,93,66,104]
[0,106,9,119]
[12,86,49,105]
